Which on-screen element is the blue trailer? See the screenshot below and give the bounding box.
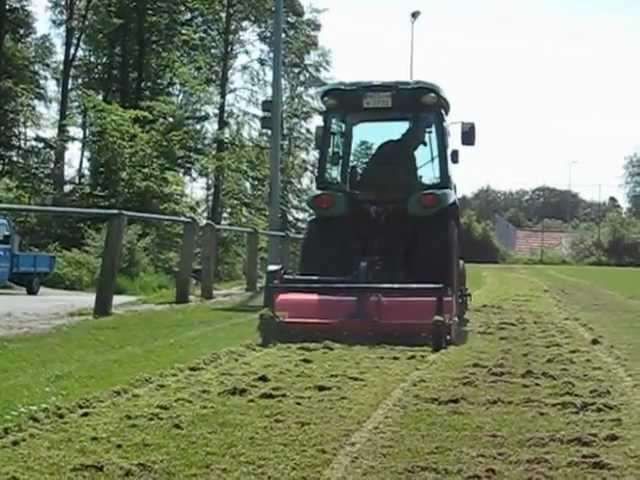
[0,216,56,295]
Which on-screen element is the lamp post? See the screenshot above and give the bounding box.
[410,10,421,80]
[567,160,578,223]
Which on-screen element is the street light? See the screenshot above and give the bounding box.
[567,160,579,222]
[410,10,421,80]
[568,160,579,192]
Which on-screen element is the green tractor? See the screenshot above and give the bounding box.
[263,81,476,350]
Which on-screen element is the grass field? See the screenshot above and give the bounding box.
[533,265,640,300]
[0,295,260,422]
[1,265,639,478]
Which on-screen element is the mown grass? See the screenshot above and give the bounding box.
[1,266,639,478]
[0,343,434,478]
[0,297,259,422]
[529,265,640,380]
[345,266,640,478]
[466,263,486,292]
[537,264,640,300]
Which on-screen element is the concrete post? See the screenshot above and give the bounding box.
[246,229,259,292]
[200,222,217,300]
[176,220,198,304]
[94,214,127,317]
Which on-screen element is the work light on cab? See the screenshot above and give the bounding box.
[420,93,439,107]
[322,95,339,109]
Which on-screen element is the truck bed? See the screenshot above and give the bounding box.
[11,253,56,275]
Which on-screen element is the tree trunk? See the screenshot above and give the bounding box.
[104,35,116,102]
[53,1,77,197]
[53,0,94,196]
[210,0,234,223]
[117,0,131,106]
[133,0,147,105]
[0,0,6,68]
[77,104,88,184]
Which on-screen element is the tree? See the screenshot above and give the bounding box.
[0,0,53,199]
[624,152,640,217]
[49,0,94,196]
[351,140,374,173]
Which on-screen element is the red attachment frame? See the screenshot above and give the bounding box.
[274,293,455,336]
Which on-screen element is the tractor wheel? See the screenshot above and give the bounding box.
[26,276,41,296]
[448,218,460,302]
[431,320,447,352]
[458,260,468,319]
[258,310,281,347]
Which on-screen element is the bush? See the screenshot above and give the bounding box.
[506,249,572,265]
[45,224,160,291]
[568,213,640,266]
[460,211,505,263]
[115,272,173,296]
[46,247,100,291]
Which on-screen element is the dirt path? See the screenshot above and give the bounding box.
[0,288,135,336]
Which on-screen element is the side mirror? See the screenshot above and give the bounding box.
[314,126,323,150]
[451,149,460,164]
[461,122,476,146]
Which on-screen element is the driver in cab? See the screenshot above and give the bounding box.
[356,118,429,196]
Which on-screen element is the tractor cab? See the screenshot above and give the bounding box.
[262,81,476,350]
[314,81,475,199]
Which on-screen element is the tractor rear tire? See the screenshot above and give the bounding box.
[458,259,468,319]
[258,310,281,347]
[432,321,447,352]
[26,276,41,296]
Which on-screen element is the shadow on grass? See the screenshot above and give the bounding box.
[211,291,264,314]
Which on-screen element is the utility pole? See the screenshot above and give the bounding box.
[267,0,284,265]
[410,10,421,80]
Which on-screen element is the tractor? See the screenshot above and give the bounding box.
[261,81,475,351]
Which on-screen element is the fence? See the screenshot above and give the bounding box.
[494,214,517,251]
[0,204,303,317]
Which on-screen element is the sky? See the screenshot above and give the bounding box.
[30,0,640,203]
[310,0,640,202]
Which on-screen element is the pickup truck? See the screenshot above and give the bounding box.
[0,216,56,295]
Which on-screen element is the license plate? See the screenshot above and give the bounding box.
[363,92,392,109]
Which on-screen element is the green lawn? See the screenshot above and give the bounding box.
[0,297,259,421]
[1,266,639,478]
[466,263,486,292]
[529,265,640,380]
[348,267,640,478]
[538,264,640,300]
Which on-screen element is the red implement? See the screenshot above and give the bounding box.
[274,292,455,337]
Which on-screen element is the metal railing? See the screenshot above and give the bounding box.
[0,203,303,317]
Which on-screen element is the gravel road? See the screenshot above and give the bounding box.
[0,287,135,336]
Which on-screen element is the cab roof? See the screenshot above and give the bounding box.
[320,80,450,114]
